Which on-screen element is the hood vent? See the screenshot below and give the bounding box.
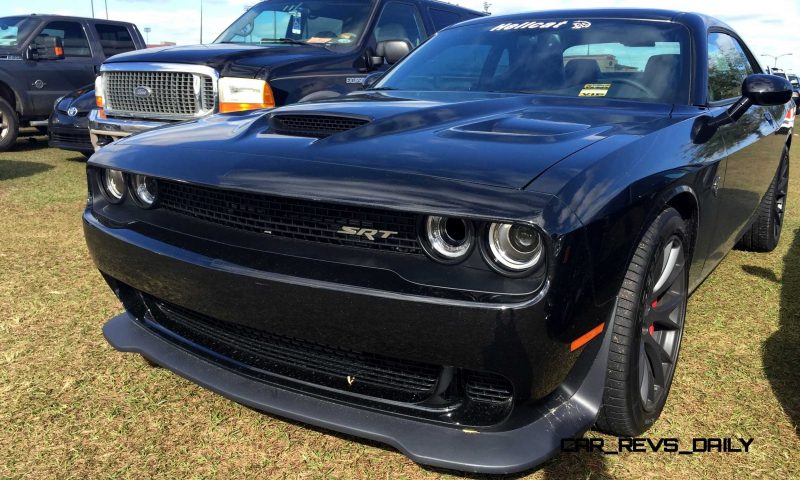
[270,114,370,138]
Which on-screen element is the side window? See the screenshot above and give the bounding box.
[707,32,754,102]
[429,9,461,31]
[374,2,427,47]
[37,21,91,57]
[94,24,136,57]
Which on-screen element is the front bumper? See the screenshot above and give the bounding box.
[105,311,610,474]
[88,109,169,150]
[48,110,92,154]
[84,201,611,473]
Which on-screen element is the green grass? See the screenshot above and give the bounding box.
[1,130,798,479]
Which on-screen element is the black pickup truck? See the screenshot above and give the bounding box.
[89,0,483,148]
[0,14,145,151]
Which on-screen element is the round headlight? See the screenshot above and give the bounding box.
[101,169,126,203]
[486,223,543,273]
[130,174,158,208]
[422,215,474,263]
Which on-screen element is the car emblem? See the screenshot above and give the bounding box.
[337,225,398,241]
[67,106,78,117]
[133,85,152,98]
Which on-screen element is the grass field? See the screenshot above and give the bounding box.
[1,129,798,479]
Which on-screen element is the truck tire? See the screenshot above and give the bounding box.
[0,97,19,152]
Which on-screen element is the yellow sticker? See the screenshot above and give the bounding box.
[579,83,611,97]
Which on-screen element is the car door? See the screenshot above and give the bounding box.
[703,31,785,272]
[24,19,98,116]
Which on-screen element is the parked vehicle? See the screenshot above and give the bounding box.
[47,84,96,157]
[788,73,799,113]
[88,0,484,149]
[84,9,793,473]
[0,14,145,151]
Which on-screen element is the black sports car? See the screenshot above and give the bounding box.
[83,9,794,474]
[49,85,95,157]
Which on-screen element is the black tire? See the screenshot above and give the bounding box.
[735,146,789,252]
[0,97,19,152]
[596,207,689,436]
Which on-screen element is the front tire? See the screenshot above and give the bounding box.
[0,97,19,152]
[596,207,689,436]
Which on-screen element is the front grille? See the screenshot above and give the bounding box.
[464,371,514,403]
[157,180,422,254]
[144,297,441,403]
[50,131,91,149]
[104,70,215,120]
[271,114,370,138]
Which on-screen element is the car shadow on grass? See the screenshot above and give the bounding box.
[752,227,800,438]
[0,159,54,181]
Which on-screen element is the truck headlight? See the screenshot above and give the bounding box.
[218,77,275,113]
[101,168,126,204]
[483,222,544,275]
[95,75,104,108]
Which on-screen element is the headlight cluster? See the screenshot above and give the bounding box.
[420,215,545,276]
[99,168,158,208]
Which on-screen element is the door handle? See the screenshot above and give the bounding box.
[764,111,775,126]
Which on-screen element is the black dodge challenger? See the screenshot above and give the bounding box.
[83,9,793,474]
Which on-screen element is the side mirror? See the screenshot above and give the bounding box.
[28,36,65,60]
[693,74,793,144]
[376,39,412,65]
[741,73,793,107]
[362,72,382,89]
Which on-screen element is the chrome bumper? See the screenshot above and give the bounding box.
[88,109,168,150]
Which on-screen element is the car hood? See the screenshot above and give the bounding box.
[104,43,335,73]
[95,92,676,190]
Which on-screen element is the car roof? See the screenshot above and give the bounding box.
[455,8,732,31]
[12,14,134,25]
[422,0,485,16]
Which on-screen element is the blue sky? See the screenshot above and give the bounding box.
[6,0,800,73]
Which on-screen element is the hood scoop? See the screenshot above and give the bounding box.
[269,113,370,138]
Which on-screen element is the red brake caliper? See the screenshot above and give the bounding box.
[649,300,657,335]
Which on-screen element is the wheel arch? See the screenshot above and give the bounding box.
[0,80,18,111]
[662,187,700,258]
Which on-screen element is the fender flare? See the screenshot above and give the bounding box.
[0,69,28,116]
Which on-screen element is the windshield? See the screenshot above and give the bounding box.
[0,16,39,48]
[788,74,799,87]
[375,19,692,104]
[214,0,373,48]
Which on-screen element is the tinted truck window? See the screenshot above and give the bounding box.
[375,2,427,46]
[429,9,461,30]
[38,21,91,57]
[95,24,136,56]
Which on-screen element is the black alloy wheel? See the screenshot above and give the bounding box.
[638,234,686,412]
[596,207,689,436]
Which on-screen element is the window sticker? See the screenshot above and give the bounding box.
[490,20,591,32]
[579,83,611,97]
[292,15,302,35]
